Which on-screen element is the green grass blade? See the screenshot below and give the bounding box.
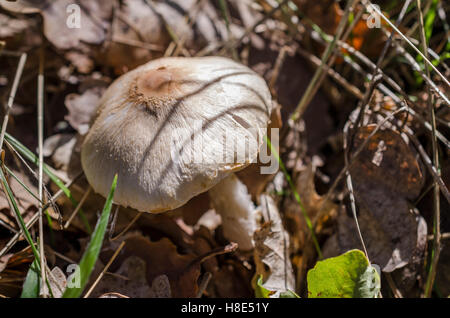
[4,132,92,233]
[21,259,40,298]
[62,174,118,298]
[0,168,40,262]
[424,0,438,42]
[0,168,56,297]
[264,136,322,258]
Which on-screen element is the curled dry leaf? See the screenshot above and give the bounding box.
[40,266,67,298]
[253,194,295,295]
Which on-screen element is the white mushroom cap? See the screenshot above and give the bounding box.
[81,56,272,213]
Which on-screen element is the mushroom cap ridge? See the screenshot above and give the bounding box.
[81,56,272,213]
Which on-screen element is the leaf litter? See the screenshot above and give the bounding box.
[0,0,448,298]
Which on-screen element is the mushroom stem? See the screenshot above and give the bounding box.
[208,173,258,251]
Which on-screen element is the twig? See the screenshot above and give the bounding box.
[428,233,450,241]
[0,53,27,150]
[362,0,450,87]
[269,45,290,95]
[416,0,442,297]
[37,42,46,296]
[83,241,126,298]
[343,121,369,260]
[64,186,91,229]
[196,272,212,298]
[296,47,364,100]
[385,272,403,298]
[110,211,143,241]
[215,0,290,55]
[291,0,359,122]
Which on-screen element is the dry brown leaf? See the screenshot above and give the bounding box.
[1,0,113,50]
[284,163,338,252]
[102,0,233,74]
[116,234,236,298]
[0,13,29,39]
[91,255,155,298]
[350,125,424,200]
[65,87,105,135]
[40,266,67,298]
[253,194,295,295]
[331,126,427,273]
[211,260,253,298]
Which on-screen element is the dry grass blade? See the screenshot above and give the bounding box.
[64,186,91,229]
[0,53,27,150]
[37,40,46,297]
[291,0,359,122]
[363,0,450,88]
[414,0,442,298]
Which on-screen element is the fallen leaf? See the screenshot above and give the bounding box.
[339,125,426,272]
[307,249,380,298]
[113,234,236,297]
[1,0,114,50]
[91,255,154,298]
[40,266,67,298]
[65,87,105,135]
[349,125,424,200]
[253,194,295,296]
[0,13,28,39]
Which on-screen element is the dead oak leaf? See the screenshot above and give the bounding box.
[120,235,236,298]
[1,0,113,50]
[338,125,426,272]
[350,125,424,200]
[65,87,105,135]
[253,194,295,295]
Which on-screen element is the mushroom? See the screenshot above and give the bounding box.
[81,56,273,251]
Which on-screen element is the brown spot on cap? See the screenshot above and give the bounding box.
[136,67,175,97]
[128,66,187,113]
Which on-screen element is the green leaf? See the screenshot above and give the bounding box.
[254,275,300,298]
[254,275,274,298]
[21,259,40,298]
[62,174,118,298]
[307,249,380,298]
[279,290,300,298]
